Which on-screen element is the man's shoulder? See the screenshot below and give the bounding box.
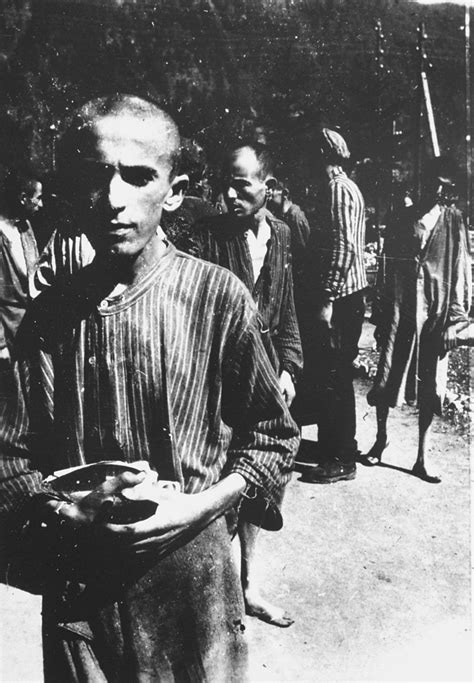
[170,249,254,302]
[266,212,291,235]
[330,173,361,194]
[330,174,364,208]
[443,206,466,235]
[168,250,258,330]
[285,203,308,223]
[0,215,16,237]
[266,213,292,248]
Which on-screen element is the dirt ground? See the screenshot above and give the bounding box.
[247,401,471,682]
[0,326,471,682]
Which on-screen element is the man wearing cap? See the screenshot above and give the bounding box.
[299,128,367,484]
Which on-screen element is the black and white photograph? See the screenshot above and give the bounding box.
[0,0,472,680]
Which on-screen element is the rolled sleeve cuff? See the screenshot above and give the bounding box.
[229,464,283,530]
[224,434,298,530]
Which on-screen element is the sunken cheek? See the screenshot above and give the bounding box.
[85,184,153,218]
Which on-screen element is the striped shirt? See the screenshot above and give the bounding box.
[0,245,298,531]
[196,212,303,380]
[322,171,367,300]
[31,230,95,297]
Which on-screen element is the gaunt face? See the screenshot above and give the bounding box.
[22,181,43,217]
[71,113,176,261]
[223,147,267,219]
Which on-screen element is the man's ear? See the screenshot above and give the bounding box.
[162,174,189,213]
[265,177,277,199]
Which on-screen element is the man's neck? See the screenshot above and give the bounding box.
[100,227,167,289]
[325,164,344,181]
[245,207,269,236]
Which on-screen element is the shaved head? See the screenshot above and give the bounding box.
[54,94,186,266]
[58,95,181,179]
[226,143,273,182]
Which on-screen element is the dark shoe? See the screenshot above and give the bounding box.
[303,460,356,484]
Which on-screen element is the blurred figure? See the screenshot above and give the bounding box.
[0,168,42,365]
[267,179,311,290]
[161,138,218,256]
[365,158,472,482]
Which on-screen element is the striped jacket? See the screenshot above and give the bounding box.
[0,246,298,535]
[322,171,367,300]
[196,212,303,380]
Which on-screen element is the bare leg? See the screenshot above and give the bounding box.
[363,403,389,465]
[412,400,441,483]
[238,519,294,628]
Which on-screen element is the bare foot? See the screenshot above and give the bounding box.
[361,439,388,466]
[245,591,294,628]
[412,462,441,484]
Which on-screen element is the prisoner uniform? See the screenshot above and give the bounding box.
[0,244,298,682]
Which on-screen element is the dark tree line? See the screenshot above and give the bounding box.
[0,0,468,219]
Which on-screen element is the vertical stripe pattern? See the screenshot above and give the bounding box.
[323,172,367,299]
[1,246,298,528]
[197,212,303,378]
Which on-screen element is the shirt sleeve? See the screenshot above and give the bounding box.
[447,210,472,324]
[0,236,10,349]
[31,232,96,299]
[221,294,300,530]
[0,338,56,515]
[0,322,59,589]
[290,207,311,254]
[30,230,59,298]
[271,244,303,380]
[322,181,356,299]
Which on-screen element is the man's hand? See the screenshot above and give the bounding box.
[316,300,338,351]
[442,324,458,353]
[106,473,246,559]
[54,471,246,561]
[316,301,333,327]
[57,470,148,527]
[0,346,10,365]
[279,370,295,407]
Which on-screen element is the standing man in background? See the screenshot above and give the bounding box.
[0,169,42,367]
[197,142,302,628]
[267,178,311,286]
[294,128,367,484]
[365,159,471,482]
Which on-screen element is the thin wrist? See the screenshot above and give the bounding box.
[199,473,246,522]
[281,367,296,384]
